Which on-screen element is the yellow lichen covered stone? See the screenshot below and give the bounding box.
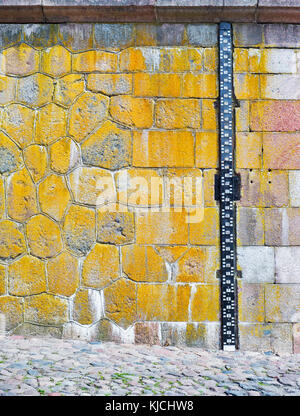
[110,96,153,128]
[133,130,194,167]
[155,246,188,264]
[8,255,46,296]
[136,211,188,244]
[189,207,219,245]
[73,50,118,73]
[2,104,35,149]
[54,74,85,107]
[87,74,132,95]
[234,74,259,100]
[182,74,217,98]
[81,120,132,170]
[23,145,48,183]
[27,214,63,258]
[82,243,119,289]
[63,205,95,256]
[38,174,70,222]
[159,48,202,72]
[24,293,68,325]
[104,278,137,329]
[0,264,5,295]
[119,48,147,72]
[156,99,200,129]
[191,285,220,321]
[203,48,217,72]
[73,288,101,325]
[49,137,79,174]
[177,247,219,283]
[7,168,38,222]
[0,178,3,220]
[116,168,164,207]
[69,167,115,206]
[69,92,109,142]
[0,76,16,105]
[0,131,23,174]
[195,132,218,168]
[1,43,39,76]
[17,74,54,107]
[202,99,217,131]
[35,103,67,145]
[238,282,265,323]
[122,245,168,282]
[0,296,23,330]
[0,220,26,260]
[97,209,134,245]
[134,73,181,97]
[47,251,79,297]
[137,284,190,321]
[41,45,71,77]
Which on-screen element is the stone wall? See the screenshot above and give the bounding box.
[0,22,299,353]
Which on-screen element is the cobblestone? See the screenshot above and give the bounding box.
[0,336,298,396]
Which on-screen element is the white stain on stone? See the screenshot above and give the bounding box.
[111,323,135,344]
[63,321,98,341]
[141,48,160,72]
[0,314,5,337]
[281,209,289,246]
[88,288,103,322]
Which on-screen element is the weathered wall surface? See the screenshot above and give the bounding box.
[0,22,298,353]
[234,23,300,353]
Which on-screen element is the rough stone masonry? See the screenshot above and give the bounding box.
[0,14,299,353]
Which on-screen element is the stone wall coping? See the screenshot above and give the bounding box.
[0,1,300,23]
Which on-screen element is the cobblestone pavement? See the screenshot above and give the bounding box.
[0,335,299,396]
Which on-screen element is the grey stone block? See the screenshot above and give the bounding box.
[94,23,134,49]
[233,23,263,46]
[237,246,275,283]
[237,207,264,246]
[265,284,300,323]
[58,23,94,51]
[275,247,300,283]
[264,24,300,47]
[0,24,22,48]
[186,24,218,46]
[23,24,58,47]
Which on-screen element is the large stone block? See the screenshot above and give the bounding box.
[54,74,85,107]
[94,23,134,50]
[7,168,38,222]
[2,104,35,149]
[24,293,68,326]
[73,288,102,325]
[234,73,259,100]
[63,204,95,256]
[69,167,115,206]
[137,283,190,322]
[238,282,265,323]
[186,24,217,46]
[38,174,70,222]
[176,246,219,283]
[275,247,300,283]
[110,95,153,128]
[87,74,132,96]
[265,284,300,323]
[97,209,134,245]
[82,243,119,290]
[24,23,58,48]
[237,246,275,283]
[35,103,67,145]
[49,137,79,174]
[236,132,262,169]
[0,296,23,331]
[202,99,217,131]
[233,23,263,47]
[17,74,54,108]
[191,284,220,322]
[195,132,218,168]
[0,131,23,174]
[41,45,71,77]
[237,207,264,246]
[0,220,26,260]
[182,74,217,98]
[249,49,297,73]
[81,120,132,170]
[24,145,48,183]
[189,207,219,245]
[265,208,300,245]
[47,251,79,297]
[264,24,300,47]
[72,50,118,73]
[8,255,46,296]
[156,99,201,129]
[261,75,300,99]
[133,130,194,167]
[239,323,293,353]
[122,245,168,282]
[136,211,188,244]
[250,101,300,132]
[0,76,16,105]
[263,133,300,169]
[1,43,39,76]
[58,23,93,51]
[69,92,109,142]
[134,73,181,97]
[27,214,63,258]
[289,171,300,207]
[104,278,137,329]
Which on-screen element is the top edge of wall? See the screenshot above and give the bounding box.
[1,1,300,23]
